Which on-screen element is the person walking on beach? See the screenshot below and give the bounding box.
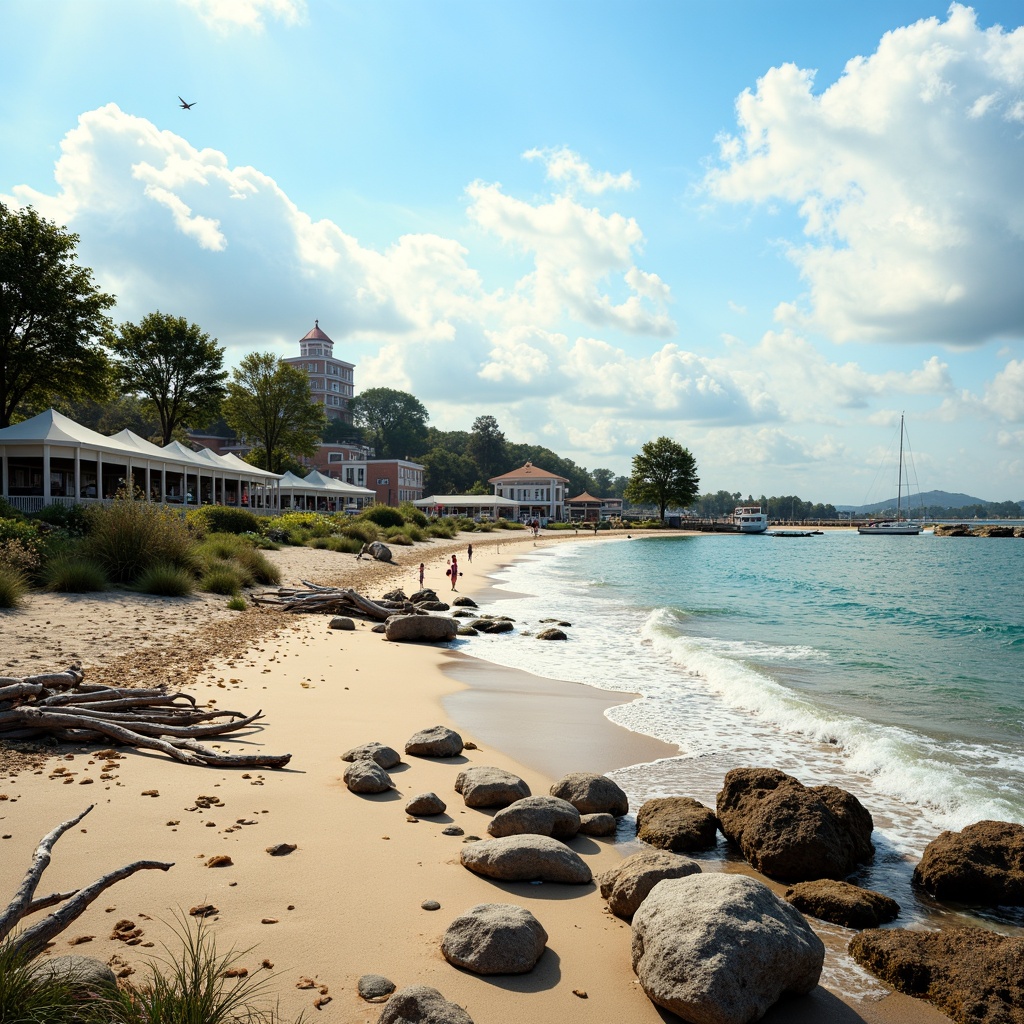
[449,554,459,591]
[466,543,473,563]
[418,562,425,588]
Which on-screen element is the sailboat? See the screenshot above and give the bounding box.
[858,414,923,536]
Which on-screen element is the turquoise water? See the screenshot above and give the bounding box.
[461,531,1024,933]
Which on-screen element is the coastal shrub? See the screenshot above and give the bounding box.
[85,499,195,584]
[495,518,524,530]
[0,537,41,579]
[310,537,330,549]
[0,517,43,554]
[201,565,243,596]
[30,502,90,536]
[196,532,249,562]
[399,501,428,527]
[0,564,28,609]
[135,562,195,597]
[0,498,23,520]
[426,521,457,539]
[404,523,426,542]
[43,553,109,593]
[383,528,413,546]
[340,519,378,544]
[187,506,262,536]
[325,535,362,554]
[232,545,280,586]
[361,505,404,529]
[227,596,247,611]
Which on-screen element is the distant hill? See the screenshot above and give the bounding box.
[835,490,999,514]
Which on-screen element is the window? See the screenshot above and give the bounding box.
[330,381,340,392]
[328,453,344,463]
[377,477,389,485]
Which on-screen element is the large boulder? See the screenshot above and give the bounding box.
[405,725,464,758]
[599,849,702,918]
[487,796,580,839]
[441,903,548,975]
[636,796,719,852]
[631,874,824,1024]
[344,759,393,794]
[377,985,474,1024]
[849,926,1024,1024]
[341,741,401,769]
[385,615,457,643]
[455,766,530,808]
[549,772,628,816]
[716,768,874,881]
[784,879,900,929]
[913,820,1024,906]
[28,956,118,997]
[460,835,592,884]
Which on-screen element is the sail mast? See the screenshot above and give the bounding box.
[897,413,905,522]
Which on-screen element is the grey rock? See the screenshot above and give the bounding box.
[359,973,397,1002]
[441,903,548,975]
[410,588,438,603]
[416,600,451,612]
[359,541,393,562]
[405,725,464,758]
[341,741,401,769]
[636,796,719,852]
[579,812,617,837]
[442,826,465,836]
[460,834,592,884]
[456,626,479,636]
[385,615,457,643]
[371,623,386,633]
[452,596,478,607]
[631,874,824,1024]
[422,899,441,911]
[455,766,530,808]
[536,628,567,641]
[598,849,702,918]
[487,795,581,839]
[469,618,514,634]
[28,956,117,997]
[266,843,297,856]
[344,759,393,794]
[550,772,628,816]
[406,792,447,816]
[376,985,474,1024]
[329,616,355,630]
[452,610,476,619]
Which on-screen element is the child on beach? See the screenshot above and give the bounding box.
[449,554,459,591]
[466,543,473,562]
[418,562,425,587]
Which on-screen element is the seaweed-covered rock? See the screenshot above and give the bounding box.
[441,903,547,974]
[636,796,719,852]
[784,879,900,929]
[549,772,628,816]
[598,849,701,918]
[913,820,1024,906]
[455,766,530,808]
[460,835,592,884]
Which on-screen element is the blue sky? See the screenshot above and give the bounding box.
[2,0,1023,503]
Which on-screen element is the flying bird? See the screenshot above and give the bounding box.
[178,96,196,110]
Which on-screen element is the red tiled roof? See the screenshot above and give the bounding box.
[568,492,603,504]
[488,461,570,484]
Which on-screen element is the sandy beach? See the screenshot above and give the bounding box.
[0,528,948,1024]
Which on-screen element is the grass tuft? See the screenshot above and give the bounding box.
[200,566,244,596]
[135,562,195,597]
[227,596,247,611]
[0,564,28,609]
[42,553,110,593]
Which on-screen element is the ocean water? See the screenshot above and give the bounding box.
[459,531,1024,935]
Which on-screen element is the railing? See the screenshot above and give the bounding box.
[1,495,280,516]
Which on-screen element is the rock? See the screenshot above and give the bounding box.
[358,973,397,1002]
[406,792,447,816]
[328,616,355,630]
[266,843,297,856]
[452,596,478,607]
[441,903,548,975]
[405,725,464,758]
[385,615,457,643]
[716,767,874,881]
[377,985,474,1024]
[849,926,1024,1024]
[410,588,438,602]
[456,626,478,636]
[599,849,702,918]
[371,623,386,633]
[549,772,628,817]
[460,834,592,884]
[442,826,465,836]
[487,796,581,839]
[784,879,900,929]
[341,741,402,769]
[536,628,567,640]
[469,618,514,634]
[416,600,451,611]
[631,874,825,1024]
[344,759,393,794]
[636,796,719,852]
[28,955,118,997]
[360,541,393,562]
[382,588,408,601]
[422,900,441,911]
[579,812,617,837]
[455,766,531,808]
[912,820,1024,906]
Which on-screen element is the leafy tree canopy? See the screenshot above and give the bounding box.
[420,446,478,494]
[624,437,700,521]
[0,202,115,426]
[468,415,508,481]
[110,311,227,445]
[57,395,159,440]
[349,387,428,459]
[222,353,326,474]
[423,427,471,455]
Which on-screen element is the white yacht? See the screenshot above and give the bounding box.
[733,506,769,533]
[858,414,923,536]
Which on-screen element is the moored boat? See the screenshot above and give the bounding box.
[733,506,769,533]
[858,413,922,536]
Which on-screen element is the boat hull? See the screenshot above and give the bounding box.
[857,522,922,535]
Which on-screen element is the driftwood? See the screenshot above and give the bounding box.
[0,805,173,958]
[252,581,405,620]
[0,666,291,769]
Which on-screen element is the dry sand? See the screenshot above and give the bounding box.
[0,528,947,1024]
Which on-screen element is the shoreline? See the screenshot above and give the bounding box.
[0,529,947,1024]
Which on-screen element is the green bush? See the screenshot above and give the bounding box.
[135,562,195,597]
[383,528,413,545]
[399,501,428,527]
[30,503,90,536]
[0,498,23,520]
[43,553,109,593]
[341,519,378,544]
[227,596,247,611]
[495,518,525,530]
[426,521,456,539]
[85,499,195,584]
[0,564,28,608]
[361,505,404,529]
[325,535,362,553]
[0,517,43,552]
[234,547,280,585]
[186,506,263,536]
[201,565,243,596]
[309,537,330,549]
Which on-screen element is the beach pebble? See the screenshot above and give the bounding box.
[631,874,824,1024]
[578,813,617,837]
[405,725,464,758]
[487,796,580,840]
[358,974,396,1002]
[912,820,1024,906]
[598,849,701,919]
[206,855,232,867]
[455,766,530,809]
[441,903,548,975]
[460,835,592,884]
[550,772,628,817]
[784,879,900,929]
[344,760,393,794]
[636,796,719,853]
[341,741,401,770]
[385,615,457,643]
[442,826,464,836]
[328,616,355,630]
[265,843,298,857]
[376,985,474,1024]
[406,792,447,816]
[421,900,441,911]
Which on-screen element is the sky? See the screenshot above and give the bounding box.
[2,0,1023,504]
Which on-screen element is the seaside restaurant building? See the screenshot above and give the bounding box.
[413,494,521,520]
[489,462,568,524]
[0,409,283,512]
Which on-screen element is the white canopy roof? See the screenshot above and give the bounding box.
[414,494,520,509]
[0,409,140,460]
[303,469,375,497]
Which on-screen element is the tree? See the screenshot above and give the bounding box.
[0,202,115,426]
[222,353,326,473]
[421,446,478,494]
[624,437,700,521]
[468,415,508,481]
[110,311,227,444]
[349,387,428,459]
[591,467,615,496]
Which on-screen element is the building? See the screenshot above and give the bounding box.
[489,461,568,522]
[567,491,624,522]
[365,459,425,506]
[283,321,355,422]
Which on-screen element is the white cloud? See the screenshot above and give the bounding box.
[523,147,636,194]
[984,360,1024,421]
[705,4,1024,347]
[179,0,306,33]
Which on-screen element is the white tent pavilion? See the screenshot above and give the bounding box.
[279,469,375,511]
[413,494,521,519]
